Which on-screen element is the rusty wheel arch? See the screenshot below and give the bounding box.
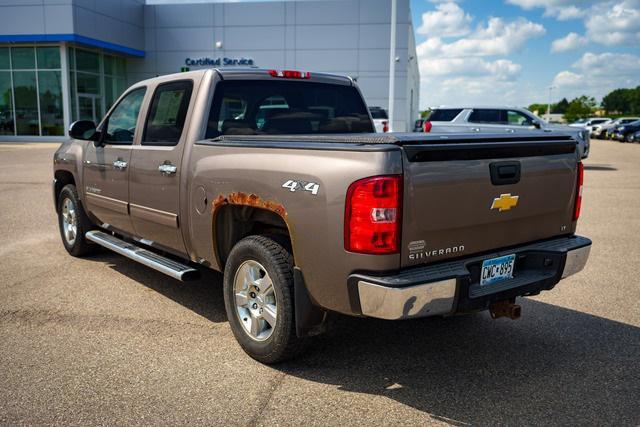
[211,192,294,268]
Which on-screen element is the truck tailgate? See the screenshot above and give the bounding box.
[400,136,579,267]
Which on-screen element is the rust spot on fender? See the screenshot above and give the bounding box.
[212,192,288,219]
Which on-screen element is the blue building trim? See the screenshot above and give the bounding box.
[0,34,145,57]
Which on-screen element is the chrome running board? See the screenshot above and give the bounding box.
[85,230,199,281]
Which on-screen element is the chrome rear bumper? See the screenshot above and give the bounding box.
[353,235,591,321]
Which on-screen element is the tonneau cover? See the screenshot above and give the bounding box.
[209,132,576,146]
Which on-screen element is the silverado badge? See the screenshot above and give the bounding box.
[491,193,519,212]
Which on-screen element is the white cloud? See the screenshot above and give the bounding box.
[420,57,521,79]
[417,2,473,38]
[586,1,640,45]
[508,0,640,46]
[551,32,588,52]
[505,0,591,20]
[415,2,547,107]
[417,17,545,58]
[552,52,640,99]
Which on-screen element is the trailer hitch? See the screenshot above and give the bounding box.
[489,299,521,320]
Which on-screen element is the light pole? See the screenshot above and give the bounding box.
[388,0,397,132]
[546,85,556,121]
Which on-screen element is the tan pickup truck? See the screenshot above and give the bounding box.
[53,69,591,363]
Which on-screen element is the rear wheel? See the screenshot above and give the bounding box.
[223,235,307,364]
[57,184,96,257]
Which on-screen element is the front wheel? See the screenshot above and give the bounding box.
[223,235,307,364]
[57,184,96,257]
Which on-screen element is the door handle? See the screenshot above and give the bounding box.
[158,163,177,175]
[505,128,515,133]
[113,160,128,170]
[471,127,481,132]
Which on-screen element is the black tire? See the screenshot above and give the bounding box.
[57,184,96,257]
[223,235,307,364]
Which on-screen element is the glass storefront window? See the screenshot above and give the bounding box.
[0,48,9,70]
[69,71,77,122]
[104,76,127,111]
[68,47,75,70]
[38,71,63,136]
[0,45,64,137]
[13,71,39,135]
[0,44,129,137]
[37,47,61,69]
[76,72,100,94]
[75,49,99,74]
[12,47,35,69]
[0,71,13,135]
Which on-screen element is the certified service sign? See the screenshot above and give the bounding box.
[185,57,254,67]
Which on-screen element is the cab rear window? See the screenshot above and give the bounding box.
[428,108,462,122]
[206,80,374,137]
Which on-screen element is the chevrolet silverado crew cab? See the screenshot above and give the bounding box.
[53,69,591,363]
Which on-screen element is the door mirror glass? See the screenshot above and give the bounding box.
[69,120,98,141]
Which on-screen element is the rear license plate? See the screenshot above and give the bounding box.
[480,254,515,286]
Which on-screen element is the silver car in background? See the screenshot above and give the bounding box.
[421,106,590,158]
[569,118,611,135]
[593,117,640,139]
[368,106,389,133]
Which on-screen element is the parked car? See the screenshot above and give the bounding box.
[421,106,591,158]
[413,118,424,132]
[600,118,640,139]
[611,120,640,142]
[368,106,389,133]
[53,69,590,363]
[569,117,611,134]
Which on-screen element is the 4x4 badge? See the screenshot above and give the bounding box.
[491,193,519,212]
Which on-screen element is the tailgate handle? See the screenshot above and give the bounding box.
[490,161,521,186]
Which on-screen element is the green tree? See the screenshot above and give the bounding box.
[552,98,569,114]
[527,103,547,115]
[602,87,640,114]
[564,96,596,123]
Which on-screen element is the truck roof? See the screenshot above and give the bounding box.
[132,68,354,87]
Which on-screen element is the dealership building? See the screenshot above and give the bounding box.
[0,0,419,140]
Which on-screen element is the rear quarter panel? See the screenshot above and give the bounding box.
[186,142,403,315]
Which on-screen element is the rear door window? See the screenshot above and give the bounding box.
[142,80,193,146]
[206,80,373,137]
[428,109,462,122]
[469,109,506,124]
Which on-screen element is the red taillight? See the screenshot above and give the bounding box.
[382,121,389,133]
[268,69,311,79]
[573,162,584,221]
[345,175,402,254]
[423,121,432,132]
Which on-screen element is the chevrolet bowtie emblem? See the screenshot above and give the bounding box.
[491,193,519,212]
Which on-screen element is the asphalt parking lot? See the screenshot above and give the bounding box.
[0,139,638,425]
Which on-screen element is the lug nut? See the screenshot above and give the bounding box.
[255,287,260,292]
[252,303,258,309]
[250,292,256,298]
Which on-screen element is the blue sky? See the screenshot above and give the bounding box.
[412,0,640,108]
